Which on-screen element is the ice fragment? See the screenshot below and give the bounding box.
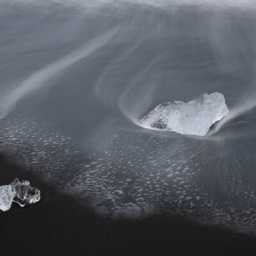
[0,178,40,211]
[141,92,229,136]
[11,178,41,207]
[0,185,15,212]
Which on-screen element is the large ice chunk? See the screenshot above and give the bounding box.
[0,185,15,212]
[141,92,229,136]
[11,178,41,207]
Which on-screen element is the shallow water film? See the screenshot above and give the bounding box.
[1,0,256,235]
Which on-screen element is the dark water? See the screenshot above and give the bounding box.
[1,1,256,234]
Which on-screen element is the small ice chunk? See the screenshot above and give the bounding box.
[141,92,229,136]
[11,178,40,207]
[0,178,40,211]
[0,185,15,212]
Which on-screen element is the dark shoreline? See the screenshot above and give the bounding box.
[1,154,256,256]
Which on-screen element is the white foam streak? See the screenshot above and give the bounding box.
[117,58,161,127]
[2,0,256,11]
[0,28,119,120]
[210,96,256,135]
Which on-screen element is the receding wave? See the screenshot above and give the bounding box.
[1,0,256,235]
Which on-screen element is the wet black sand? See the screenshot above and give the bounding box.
[1,154,256,256]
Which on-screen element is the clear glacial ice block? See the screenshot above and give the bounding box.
[0,185,15,212]
[141,92,229,136]
[11,178,40,207]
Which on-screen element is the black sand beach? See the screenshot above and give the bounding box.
[1,154,256,256]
